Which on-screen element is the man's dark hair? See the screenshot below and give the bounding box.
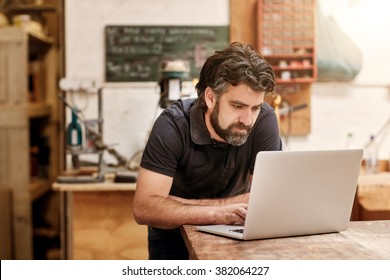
[195,42,275,111]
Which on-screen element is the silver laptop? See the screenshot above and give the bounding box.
[197,149,363,240]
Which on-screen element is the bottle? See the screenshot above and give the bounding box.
[365,134,378,174]
[67,108,83,150]
[345,132,356,149]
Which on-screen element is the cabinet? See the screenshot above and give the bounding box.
[0,17,60,258]
[51,181,148,260]
[255,0,316,135]
[257,0,317,84]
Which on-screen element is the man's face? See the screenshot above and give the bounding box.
[209,84,265,146]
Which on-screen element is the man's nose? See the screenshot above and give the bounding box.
[239,109,252,126]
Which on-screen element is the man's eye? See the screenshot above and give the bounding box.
[252,107,261,112]
[233,104,243,109]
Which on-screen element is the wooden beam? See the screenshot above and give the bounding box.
[229,0,258,47]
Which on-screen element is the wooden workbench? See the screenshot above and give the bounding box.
[356,172,390,220]
[181,220,390,260]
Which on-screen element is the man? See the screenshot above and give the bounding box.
[133,42,282,259]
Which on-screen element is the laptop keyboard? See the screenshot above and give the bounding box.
[229,229,244,233]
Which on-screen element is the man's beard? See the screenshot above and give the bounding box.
[210,101,252,146]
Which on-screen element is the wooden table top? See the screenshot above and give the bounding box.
[52,179,136,192]
[181,220,390,260]
[52,173,137,192]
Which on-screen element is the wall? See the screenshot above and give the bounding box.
[65,0,390,167]
[294,84,390,157]
[304,0,390,159]
[64,0,229,165]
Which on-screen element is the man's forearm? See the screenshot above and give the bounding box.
[134,195,247,229]
[168,193,249,206]
[136,196,209,229]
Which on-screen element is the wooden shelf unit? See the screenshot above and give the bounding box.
[0,23,60,259]
[257,0,317,84]
[255,0,316,135]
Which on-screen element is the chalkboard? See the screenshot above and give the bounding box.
[105,25,229,82]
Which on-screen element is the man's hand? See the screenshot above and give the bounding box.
[211,203,248,225]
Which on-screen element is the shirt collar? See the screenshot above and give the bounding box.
[190,102,212,145]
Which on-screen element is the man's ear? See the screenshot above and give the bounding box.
[204,87,216,109]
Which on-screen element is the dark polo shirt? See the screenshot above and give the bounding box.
[141,98,282,198]
[140,98,281,259]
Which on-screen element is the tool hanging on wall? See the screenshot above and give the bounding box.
[59,92,129,169]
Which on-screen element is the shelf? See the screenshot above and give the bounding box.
[30,179,51,201]
[28,31,54,45]
[264,53,314,59]
[0,3,55,58]
[27,103,51,118]
[258,0,316,83]
[0,26,53,58]
[28,32,54,59]
[1,4,56,13]
[273,66,314,71]
[276,78,315,84]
